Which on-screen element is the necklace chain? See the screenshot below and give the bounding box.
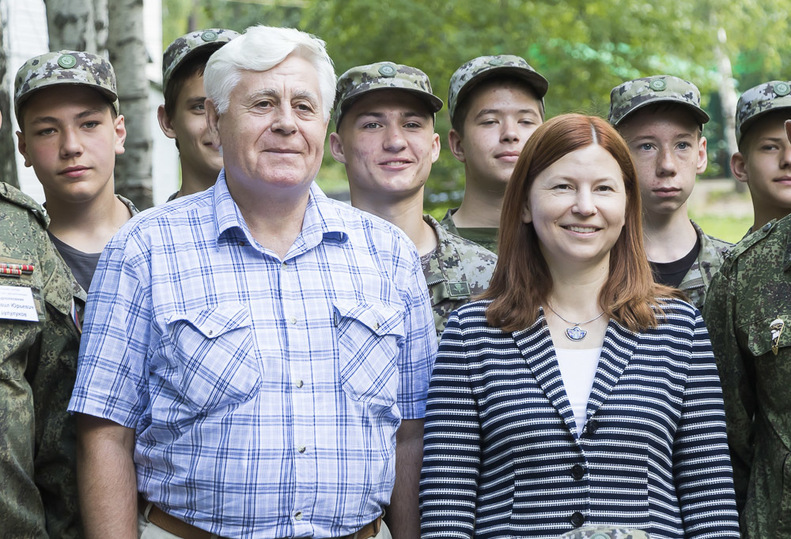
[546,304,606,326]
[546,304,606,342]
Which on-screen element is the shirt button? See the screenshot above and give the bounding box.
[587,419,599,434]
[289,317,297,325]
[207,329,214,336]
[570,511,585,527]
[298,446,306,453]
[282,261,287,268]
[571,464,586,480]
[294,511,303,521]
[296,380,304,388]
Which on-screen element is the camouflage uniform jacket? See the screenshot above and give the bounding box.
[679,220,731,310]
[439,208,499,254]
[423,214,497,339]
[0,182,84,538]
[557,527,649,539]
[702,215,791,539]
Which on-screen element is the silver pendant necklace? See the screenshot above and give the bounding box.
[546,304,606,342]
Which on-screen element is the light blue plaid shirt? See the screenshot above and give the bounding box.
[69,174,437,538]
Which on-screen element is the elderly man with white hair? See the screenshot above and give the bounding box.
[69,26,436,539]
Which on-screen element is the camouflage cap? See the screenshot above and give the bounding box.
[14,50,119,121]
[608,75,709,127]
[557,526,650,539]
[333,61,443,127]
[162,28,240,97]
[735,81,791,144]
[448,55,548,122]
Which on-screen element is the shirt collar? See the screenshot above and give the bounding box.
[211,172,348,255]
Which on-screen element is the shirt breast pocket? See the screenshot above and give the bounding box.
[334,300,405,409]
[166,303,261,414]
[743,314,791,358]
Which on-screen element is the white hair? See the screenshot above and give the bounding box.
[204,25,336,121]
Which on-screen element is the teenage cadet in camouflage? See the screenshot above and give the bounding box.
[158,28,239,200]
[441,55,549,253]
[702,96,791,539]
[330,62,497,338]
[557,527,649,539]
[729,80,791,231]
[1,107,83,537]
[609,75,731,310]
[15,50,137,293]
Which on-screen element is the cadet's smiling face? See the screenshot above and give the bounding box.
[330,90,440,203]
[732,112,791,223]
[158,71,223,182]
[449,81,543,191]
[206,54,328,197]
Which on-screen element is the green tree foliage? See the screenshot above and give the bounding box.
[161,0,791,198]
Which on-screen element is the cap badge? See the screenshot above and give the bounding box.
[57,54,77,69]
[649,79,667,92]
[773,82,791,97]
[201,30,218,42]
[378,64,397,77]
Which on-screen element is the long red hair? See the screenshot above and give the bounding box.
[483,113,683,332]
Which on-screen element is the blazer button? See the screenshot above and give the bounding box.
[587,419,599,434]
[571,464,586,480]
[570,511,585,527]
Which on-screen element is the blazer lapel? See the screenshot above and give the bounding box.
[586,319,640,419]
[512,310,578,435]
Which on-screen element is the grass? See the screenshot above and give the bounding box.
[687,214,752,244]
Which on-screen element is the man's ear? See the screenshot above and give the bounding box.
[730,152,749,184]
[157,105,177,140]
[205,99,221,149]
[448,129,465,163]
[16,130,33,168]
[696,135,708,175]
[329,132,347,164]
[430,132,440,163]
[113,114,127,155]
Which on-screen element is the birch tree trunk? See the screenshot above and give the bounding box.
[44,0,105,52]
[108,0,153,209]
[714,27,745,192]
[0,0,19,188]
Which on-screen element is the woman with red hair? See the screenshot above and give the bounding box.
[419,114,739,538]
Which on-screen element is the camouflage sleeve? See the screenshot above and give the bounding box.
[24,233,83,538]
[703,265,753,511]
[1,190,80,538]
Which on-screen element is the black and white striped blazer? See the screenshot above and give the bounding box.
[420,298,740,539]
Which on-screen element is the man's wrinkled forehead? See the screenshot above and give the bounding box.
[231,58,323,107]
